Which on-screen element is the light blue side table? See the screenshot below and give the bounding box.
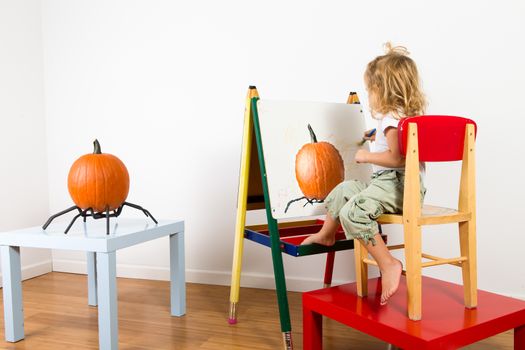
[0,218,185,350]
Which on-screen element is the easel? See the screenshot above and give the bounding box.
[228,86,373,349]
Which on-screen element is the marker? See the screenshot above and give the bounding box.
[357,128,376,146]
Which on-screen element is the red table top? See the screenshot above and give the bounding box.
[303,276,525,349]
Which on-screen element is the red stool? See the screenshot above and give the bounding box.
[303,276,525,349]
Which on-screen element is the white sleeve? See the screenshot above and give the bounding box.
[381,116,399,134]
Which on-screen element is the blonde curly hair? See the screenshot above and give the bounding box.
[364,42,426,119]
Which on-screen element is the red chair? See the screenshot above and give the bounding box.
[354,115,478,320]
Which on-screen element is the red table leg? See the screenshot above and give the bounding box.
[516,325,525,349]
[303,303,323,350]
[323,251,335,288]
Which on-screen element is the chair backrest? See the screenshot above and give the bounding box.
[398,116,477,161]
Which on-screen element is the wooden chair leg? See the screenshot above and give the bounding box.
[404,224,422,321]
[459,221,477,308]
[354,239,368,297]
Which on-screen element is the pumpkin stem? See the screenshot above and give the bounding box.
[307,124,318,143]
[93,139,102,154]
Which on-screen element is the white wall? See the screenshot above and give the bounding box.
[41,0,525,297]
[0,0,52,282]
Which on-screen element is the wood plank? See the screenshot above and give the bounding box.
[421,257,467,268]
[354,241,369,297]
[378,205,471,226]
[0,272,513,349]
[458,123,478,308]
[403,123,423,321]
[421,252,465,267]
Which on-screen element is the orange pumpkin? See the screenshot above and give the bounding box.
[67,140,130,212]
[295,125,344,200]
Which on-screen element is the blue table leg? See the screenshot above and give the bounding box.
[96,251,118,350]
[87,252,98,306]
[0,246,24,342]
[170,231,186,316]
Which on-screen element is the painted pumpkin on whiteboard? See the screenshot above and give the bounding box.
[67,139,130,212]
[295,125,344,200]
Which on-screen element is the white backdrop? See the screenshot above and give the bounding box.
[0,0,52,283]
[29,0,525,297]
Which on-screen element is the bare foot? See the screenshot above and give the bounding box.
[380,259,403,305]
[301,231,336,246]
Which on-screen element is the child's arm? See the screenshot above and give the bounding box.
[355,127,405,167]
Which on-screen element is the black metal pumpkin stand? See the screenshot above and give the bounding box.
[43,201,157,235]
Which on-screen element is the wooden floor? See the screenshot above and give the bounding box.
[0,272,513,349]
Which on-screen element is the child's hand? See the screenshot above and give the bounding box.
[355,149,369,163]
[363,129,376,142]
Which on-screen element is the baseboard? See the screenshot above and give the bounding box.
[51,259,346,292]
[51,259,525,299]
[496,292,525,301]
[0,260,53,288]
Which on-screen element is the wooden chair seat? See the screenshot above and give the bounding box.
[378,205,472,226]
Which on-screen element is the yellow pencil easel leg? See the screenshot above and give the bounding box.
[229,86,259,324]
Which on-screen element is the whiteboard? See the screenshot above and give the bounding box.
[256,99,373,219]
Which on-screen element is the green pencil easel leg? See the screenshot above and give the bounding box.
[252,97,293,349]
[268,217,293,349]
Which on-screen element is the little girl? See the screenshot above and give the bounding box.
[302,43,427,305]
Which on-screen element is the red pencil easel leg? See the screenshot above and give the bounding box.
[323,252,335,288]
[303,303,322,350]
[516,325,525,349]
